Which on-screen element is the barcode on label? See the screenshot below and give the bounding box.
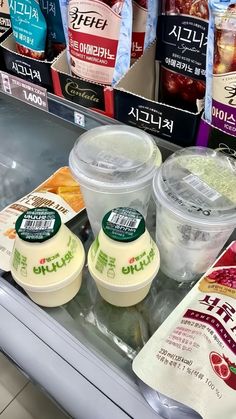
[184,174,221,201]
[108,212,141,229]
[20,219,55,230]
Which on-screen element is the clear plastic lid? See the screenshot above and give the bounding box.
[69,125,161,190]
[153,147,236,227]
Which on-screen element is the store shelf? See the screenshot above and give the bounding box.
[47,91,117,130]
[0,83,235,419]
[0,91,178,419]
[0,71,180,155]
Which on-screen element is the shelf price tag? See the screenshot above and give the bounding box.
[0,71,48,111]
[74,111,85,128]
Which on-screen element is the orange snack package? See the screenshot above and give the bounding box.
[0,167,85,271]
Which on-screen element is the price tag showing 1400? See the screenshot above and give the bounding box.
[0,71,48,111]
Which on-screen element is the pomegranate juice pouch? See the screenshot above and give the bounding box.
[131,0,158,61]
[133,242,236,419]
[68,0,132,85]
[205,0,236,136]
[157,0,209,112]
[39,0,66,54]
[9,0,47,59]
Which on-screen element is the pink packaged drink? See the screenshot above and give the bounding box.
[68,0,132,85]
[205,0,236,136]
[133,242,236,419]
[131,0,158,61]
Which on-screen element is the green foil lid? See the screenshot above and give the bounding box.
[102,207,145,243]
[15,207,61,243]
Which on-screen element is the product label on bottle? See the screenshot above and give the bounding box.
[102,207,145,242]
[16,207,61,242]
[131,0,147,60]
[89,229,157,284]
[12,233,79,283]
[158,14,208,80]
[68,0,121,84]
[133,242,236,419]
[212,72,236,136]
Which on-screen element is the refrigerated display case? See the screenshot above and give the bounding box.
[0,91,223,419]
[0,94,185,419]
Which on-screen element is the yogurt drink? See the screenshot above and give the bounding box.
[11,207,85,307]
[88,207,160,307]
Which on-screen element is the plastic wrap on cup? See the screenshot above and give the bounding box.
[152,146,236,282]
[69,125,162,237]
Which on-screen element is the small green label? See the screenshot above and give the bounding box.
[91,236,100,261]
[230,366,236,375]
[94,248,116,279]
[102,207,145,242]
[15,207,61,243]
[12,249,28,276]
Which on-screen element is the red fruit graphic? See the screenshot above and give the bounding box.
[207,267,236,289]
[210,352,236,390]
[214,247,236,268]
[224,371,236,390]
[209,352,231,380]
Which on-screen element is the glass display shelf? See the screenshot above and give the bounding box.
[0,92,183,418]
[0,91,235,419]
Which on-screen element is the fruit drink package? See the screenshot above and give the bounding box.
[131,0,158,61]
[0,167,85,271]
[205,0,236,137]
[133,241,236,419]
[39,0,66,54]
[9,0,47,59]
[68,0,132,85]
[157,0,209,112]
[59,0,69,51]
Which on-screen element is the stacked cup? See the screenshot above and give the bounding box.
[69,125,162,237]
[152,147,236,282]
